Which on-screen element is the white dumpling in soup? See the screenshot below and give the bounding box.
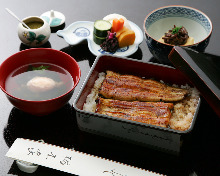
[27,76,62,93]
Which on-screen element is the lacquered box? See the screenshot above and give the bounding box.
[73,55,200,154]
[169,46,219,117]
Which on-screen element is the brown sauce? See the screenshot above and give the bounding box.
[24,21,44,29]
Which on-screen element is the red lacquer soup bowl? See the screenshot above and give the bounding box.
[0,48,81,116]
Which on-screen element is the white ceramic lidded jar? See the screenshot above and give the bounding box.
[18,16,51,47]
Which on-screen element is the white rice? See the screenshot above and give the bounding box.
[169,85,200,131]
[83,72,106,112]
[83,72,200,131]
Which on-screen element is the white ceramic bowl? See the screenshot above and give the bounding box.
[18,16,51,47]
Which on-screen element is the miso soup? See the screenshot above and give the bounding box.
[5,63,74,101]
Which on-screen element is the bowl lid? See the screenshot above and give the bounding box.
[40,10,65,27]
[168,46,220,117]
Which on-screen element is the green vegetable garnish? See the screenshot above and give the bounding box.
[172,26,182,34]
[31,65,50,71]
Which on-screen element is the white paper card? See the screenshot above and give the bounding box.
[6,138,164,176]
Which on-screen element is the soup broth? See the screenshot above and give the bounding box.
[5,63,74,101]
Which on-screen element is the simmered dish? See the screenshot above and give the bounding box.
[83,71,200,131]
[158,25,194,45]
[5,63,73,101]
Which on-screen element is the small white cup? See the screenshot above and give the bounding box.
[16,160,39,173]
[18,16,51,47]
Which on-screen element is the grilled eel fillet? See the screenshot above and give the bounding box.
[99,71,188,102]
[96,98,174,127]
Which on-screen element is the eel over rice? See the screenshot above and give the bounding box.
[99,71,188,102]
[96,97,174,127]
